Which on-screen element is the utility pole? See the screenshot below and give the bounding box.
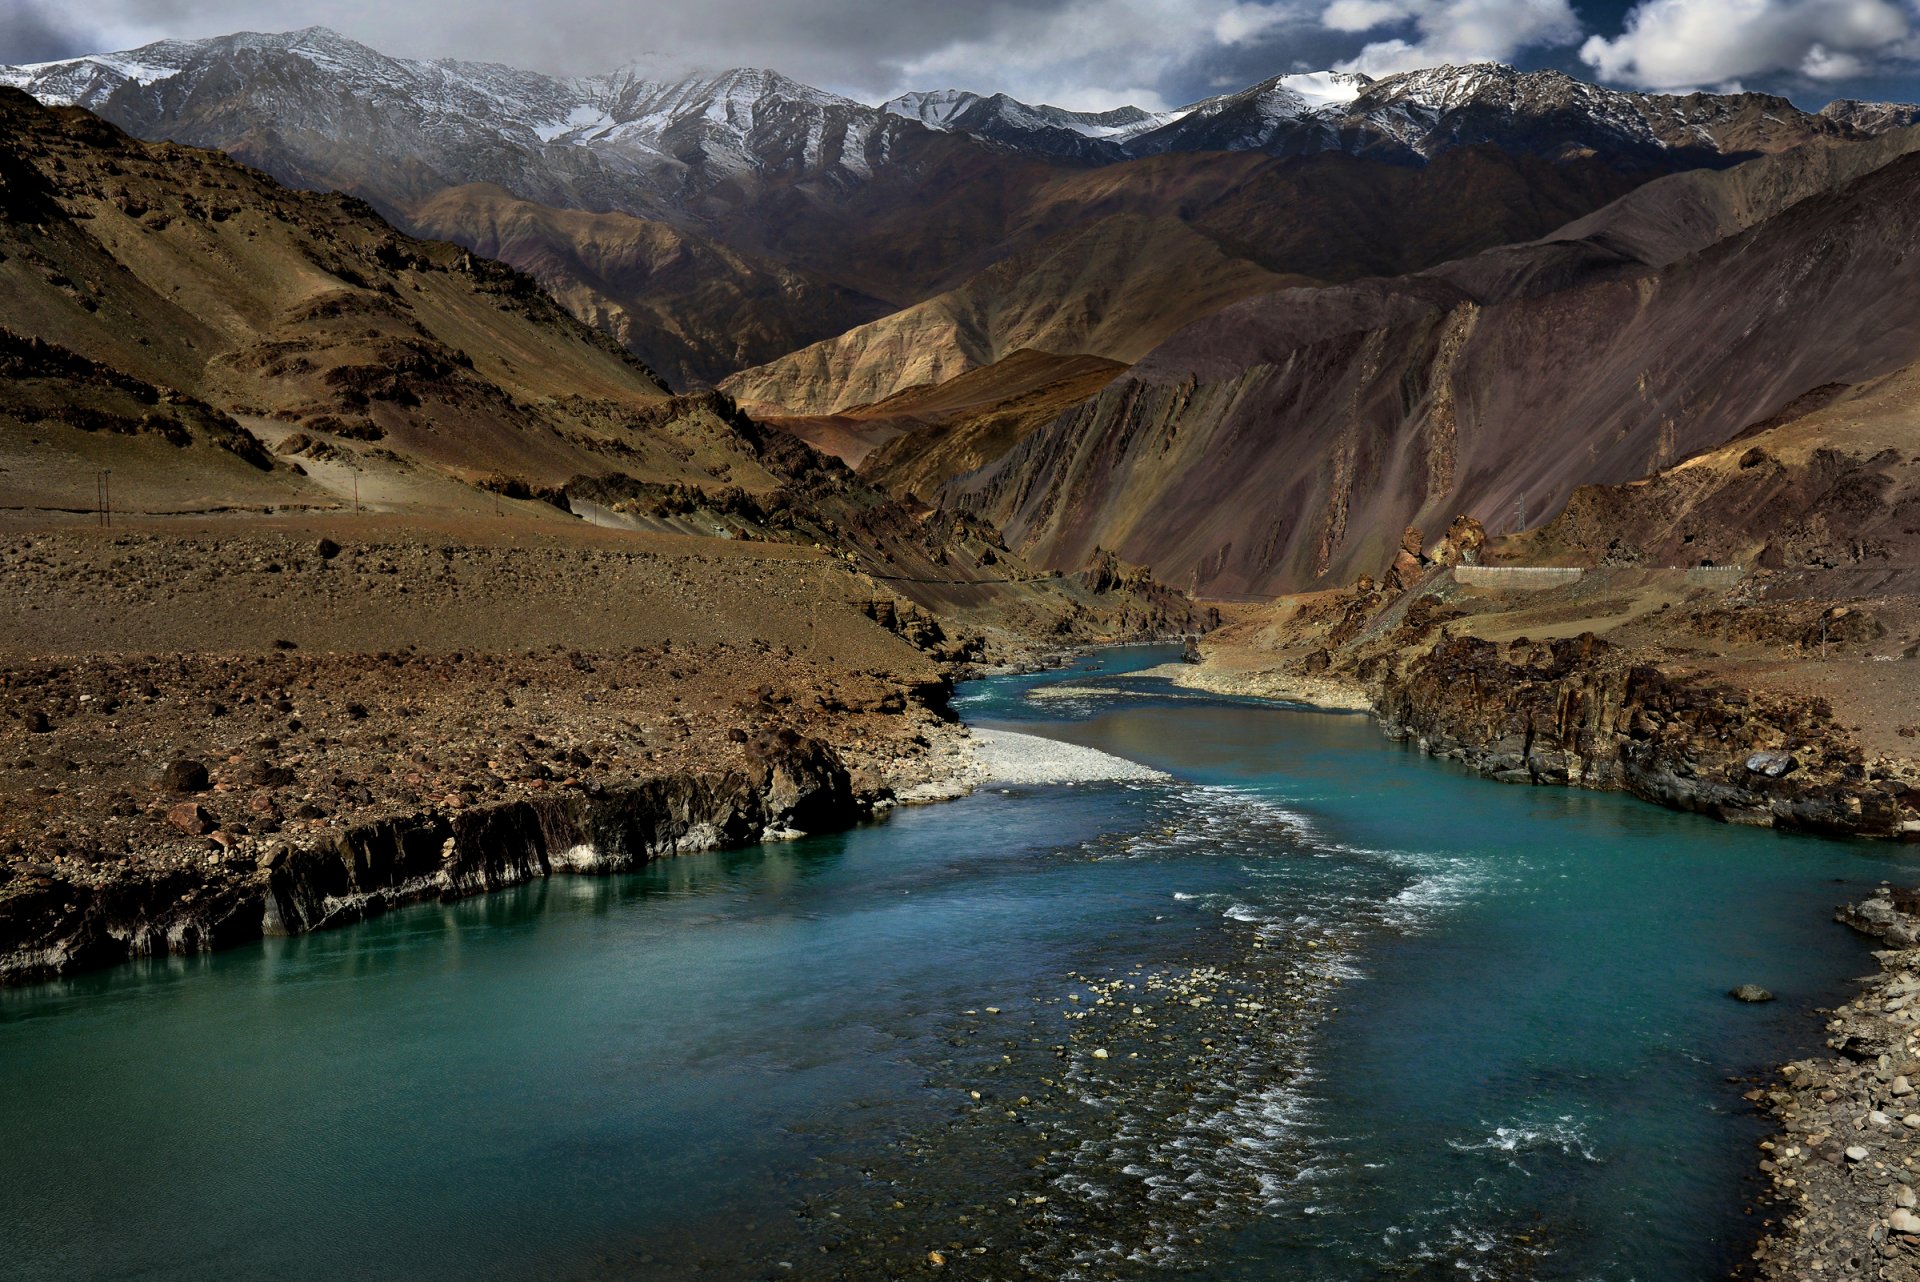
[1515,492,1526,534]
[96,470,111,528]
[351,465,360,514]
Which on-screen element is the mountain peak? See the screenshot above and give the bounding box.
[5,30,1914,180]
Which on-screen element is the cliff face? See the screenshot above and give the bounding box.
[950,139,1920,597]
[0,735,866,985]
[1376,634,1920,838]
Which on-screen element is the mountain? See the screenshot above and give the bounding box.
[885,63,1909,168]
[881,90,1177,163]
[12,26,1919,441]
[0,87,1200,648]
[721,144,1659,424]
[1133,63,1896,164]
[720,214,1301,416]
[944,122,1920,596]
[12,31,1888,195]
[402,183,890,389]
[849,352,1130,499]
[0,85,728,520]
[0,28,898,219]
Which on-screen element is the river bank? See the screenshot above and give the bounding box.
[5,644,1917,1281]
[0,518,965,984]
[1141,622,1920,1277]
[0,640,963,984]
[0,507,1218,984]
[1170,573,1920,841]
[1751,888,1920,1280]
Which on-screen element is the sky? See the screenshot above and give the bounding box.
[7,0,1920,112]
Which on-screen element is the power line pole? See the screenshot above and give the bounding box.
[96,470,111,528]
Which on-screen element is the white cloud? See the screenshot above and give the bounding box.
[1580,0,1916,91]
[890,0,1307,110]
[1322,0,1582,75]
[1214,3,1293,44]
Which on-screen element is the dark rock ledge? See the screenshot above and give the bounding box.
[0,734,863,986]
[1373,634,1920,840]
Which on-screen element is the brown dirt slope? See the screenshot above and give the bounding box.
[404,183,889,390]
[0,87,799,522]
[720,214,1295,416]
[856,353,1128,498]
[949,131,1920,597]
[0,89,1206,651]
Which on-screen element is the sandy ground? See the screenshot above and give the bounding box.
[1130,661,1374,712]
[0,512,929,668]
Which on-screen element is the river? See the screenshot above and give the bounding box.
[3,645,1914,1280]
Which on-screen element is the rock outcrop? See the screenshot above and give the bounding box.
[1375,633,1920,838]
[0,736,868,985]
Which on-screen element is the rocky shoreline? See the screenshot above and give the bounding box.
[1750,888,1920,1280]
[1173,624,1919,841]
[0,633,989,986]
[2,728,884,986]
[1373,633,1920,840]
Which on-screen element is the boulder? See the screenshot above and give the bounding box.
[165,802,214,835]
[1729,984,1775,1003]
[1388,548,1423,591]
[161,759,211,793]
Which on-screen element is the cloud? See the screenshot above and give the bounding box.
[0,3,136,63]
[891,0,1312,110]
[1323,0,1583,75]
[0,0,1323,109]
[1580,0,1916,90]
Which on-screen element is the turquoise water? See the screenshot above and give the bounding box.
[2,646,1912,1280]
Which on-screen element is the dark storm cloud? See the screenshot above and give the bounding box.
[0,4,99,63]
[4,0,1918,108]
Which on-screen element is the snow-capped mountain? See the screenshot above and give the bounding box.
[8,26,1910,202]
[0,27,904,218]
[882,89,1179,162]
[7,26,1915,395]
[886,62,1912,165]
[1128,62,1912,163]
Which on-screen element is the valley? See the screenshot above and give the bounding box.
[3,19,1920,1282]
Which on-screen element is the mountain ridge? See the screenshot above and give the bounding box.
[9,28,1916,191]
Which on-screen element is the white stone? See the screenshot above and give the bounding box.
[1848,1146,1872,1162]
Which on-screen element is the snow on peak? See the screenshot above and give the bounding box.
[1282,70,1372,110]
[882,89,983,129]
